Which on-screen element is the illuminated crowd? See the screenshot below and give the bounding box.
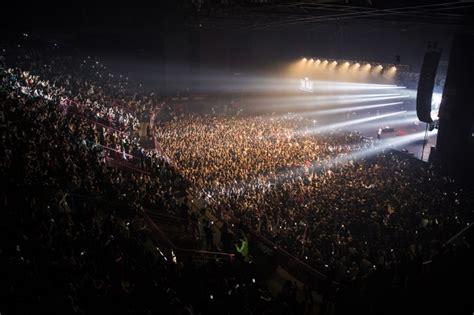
[0,37,288,314]
[1,34,472,314]
[156,114,471,285]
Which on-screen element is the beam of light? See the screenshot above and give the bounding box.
[358,64,372,79]
[311,85,406,91]
[298,79,407,93]
[312,80,398,87]
[351,115,420,131]
[247,94,406,111]
[281,94,407,109]
[255,94,404,107]
[200,76,406,93]
[343,130,438,161]
[306,93,401,100]
[182,70,405,94]
[383,66,397,80]
[372,65,384,76]
[303,95,408,107]
[306,101,404,116]
[327,61,338,75]
[337,61,351,73]
[301,80,406,91]
[247,93,401,105]
[303,111,407,134]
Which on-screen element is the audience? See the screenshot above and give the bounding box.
[156,113,472,310]
[0,38,283,314]
[1,34,472,314]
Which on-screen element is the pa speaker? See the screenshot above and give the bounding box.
[416,50,441,123]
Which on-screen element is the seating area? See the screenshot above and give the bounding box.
[0,39,284,314]
[1,34,473,315]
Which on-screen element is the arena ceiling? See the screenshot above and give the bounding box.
[189,0,474,30]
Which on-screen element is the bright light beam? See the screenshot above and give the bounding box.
[304,111,407,134]
[304,93,401,100]
[351,115,420,131]
[301,95,408,107]
[308,101,404,116]
[311,80,402,88]
[342,130,438,162]
[312,85,406,92]
[246,93,402,108]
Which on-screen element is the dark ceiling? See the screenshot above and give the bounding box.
[2,1,473,32]
[191,0,474,30]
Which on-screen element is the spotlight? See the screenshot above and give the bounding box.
[391,66,397,71]
[345,62,350,65]
[316,59,321,63]
[367,64,372,68]
[323,60,328,63]
[332,61,337,64]
[303,57,307,61]
[355,63,360,67]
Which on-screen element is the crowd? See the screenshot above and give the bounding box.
[156,113,473,312]
[1,34,472,314]
[0,37,297,314]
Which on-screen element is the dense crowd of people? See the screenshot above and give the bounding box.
[156,113,472,306]
[1,37,294,314]
[1,34,472,314]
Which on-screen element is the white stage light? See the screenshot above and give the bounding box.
[309,101,404,115]
[306,111,407,134]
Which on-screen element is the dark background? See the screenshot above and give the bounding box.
[1,1,469,93]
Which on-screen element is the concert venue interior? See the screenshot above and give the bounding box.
[1,1,473,314]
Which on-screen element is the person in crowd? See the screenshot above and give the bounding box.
[235,234,249,262]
